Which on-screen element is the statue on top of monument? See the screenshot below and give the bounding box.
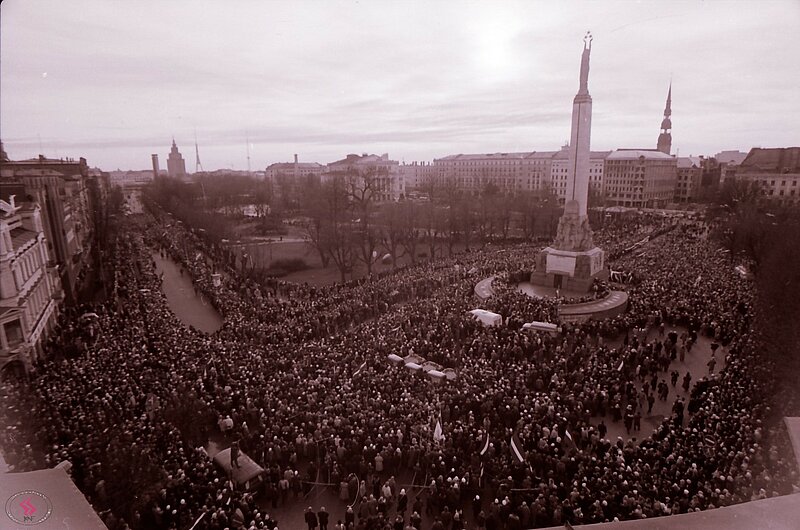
[579,31,592,95]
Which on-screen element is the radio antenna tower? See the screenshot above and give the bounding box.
[245,131,252,175]
[194,130,204,173]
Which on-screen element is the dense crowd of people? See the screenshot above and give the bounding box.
[0,204,797,530]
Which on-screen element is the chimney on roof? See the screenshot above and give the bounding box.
[294,154,298,164]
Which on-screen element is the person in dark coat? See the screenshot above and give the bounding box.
[344,506,355,528]
[230,441,241,469]
[397,488,408,514]
[318,506,329,530]
[305,506,319,530]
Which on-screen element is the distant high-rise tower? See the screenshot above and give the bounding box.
[195,142,204,173]
[151,154,160,179]
[657,83,672,155]
[167,138,187,179]
[194,131,204,173]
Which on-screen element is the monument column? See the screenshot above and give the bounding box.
[567,32,593,217]
[531,32,607,293]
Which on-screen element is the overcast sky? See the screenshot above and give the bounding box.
[2,0,799,171]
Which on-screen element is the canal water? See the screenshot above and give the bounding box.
[151,252,223,334]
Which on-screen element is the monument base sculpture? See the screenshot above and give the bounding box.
[531,200,607,293]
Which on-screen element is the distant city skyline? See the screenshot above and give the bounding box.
[2,0,799,170]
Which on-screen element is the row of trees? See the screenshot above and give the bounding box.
[144,171,562,281]
[713,179,800,411]
[301,169,561,281]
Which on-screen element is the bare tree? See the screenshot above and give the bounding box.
[398,201,421,266]
[346,167,386,277]
[379,202,406,270]
[512,191,537,240]
[322,175,357,282]
[717,178,763,212]
[301,181,333,268]
[327,218,356,282]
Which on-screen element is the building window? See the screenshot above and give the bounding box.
[4,320,24,347]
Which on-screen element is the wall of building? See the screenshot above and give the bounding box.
[604,151,677,208]
[0,202,59,374]
[325,153,403,202]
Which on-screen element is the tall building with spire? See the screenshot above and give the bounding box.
[657,84,672,155]
[167,139,187,179]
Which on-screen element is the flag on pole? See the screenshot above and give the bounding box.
[189,512,206,530]
[510,431,524,463]
[479,432,490,456]
[353,361,367,376]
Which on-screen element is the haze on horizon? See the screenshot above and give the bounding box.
[1,0,799,172]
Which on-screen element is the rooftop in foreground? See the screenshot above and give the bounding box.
[0,467,108,529]
[543,491,800,530]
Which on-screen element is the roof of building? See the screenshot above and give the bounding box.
[14,157,82,165]
[1,156,88,178]
[0,467,108,529]
[715,150,748,165]
[266,162,324,170]
[436,151,558,162]
[739,147,800,174]
[525,151,559,159]
[786,417,800,475]
[10,227,38,250]
[3,168,68,178]
[438,152,531,161]
[328,153,397,166]
[541,491,800,530]
[607,149,676,161]
[677,156,703,169]
[552,149,612,160]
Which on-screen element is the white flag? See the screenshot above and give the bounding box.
[353,361,367,376]
[510,431,524,463]
[479,432,490,456]
[433,419,444,443]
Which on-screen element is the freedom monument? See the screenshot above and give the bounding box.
[531,32,608,293]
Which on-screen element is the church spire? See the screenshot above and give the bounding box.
[657,82,672,155]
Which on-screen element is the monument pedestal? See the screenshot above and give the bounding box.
[531,246,607,293]
[531,200,607,293]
